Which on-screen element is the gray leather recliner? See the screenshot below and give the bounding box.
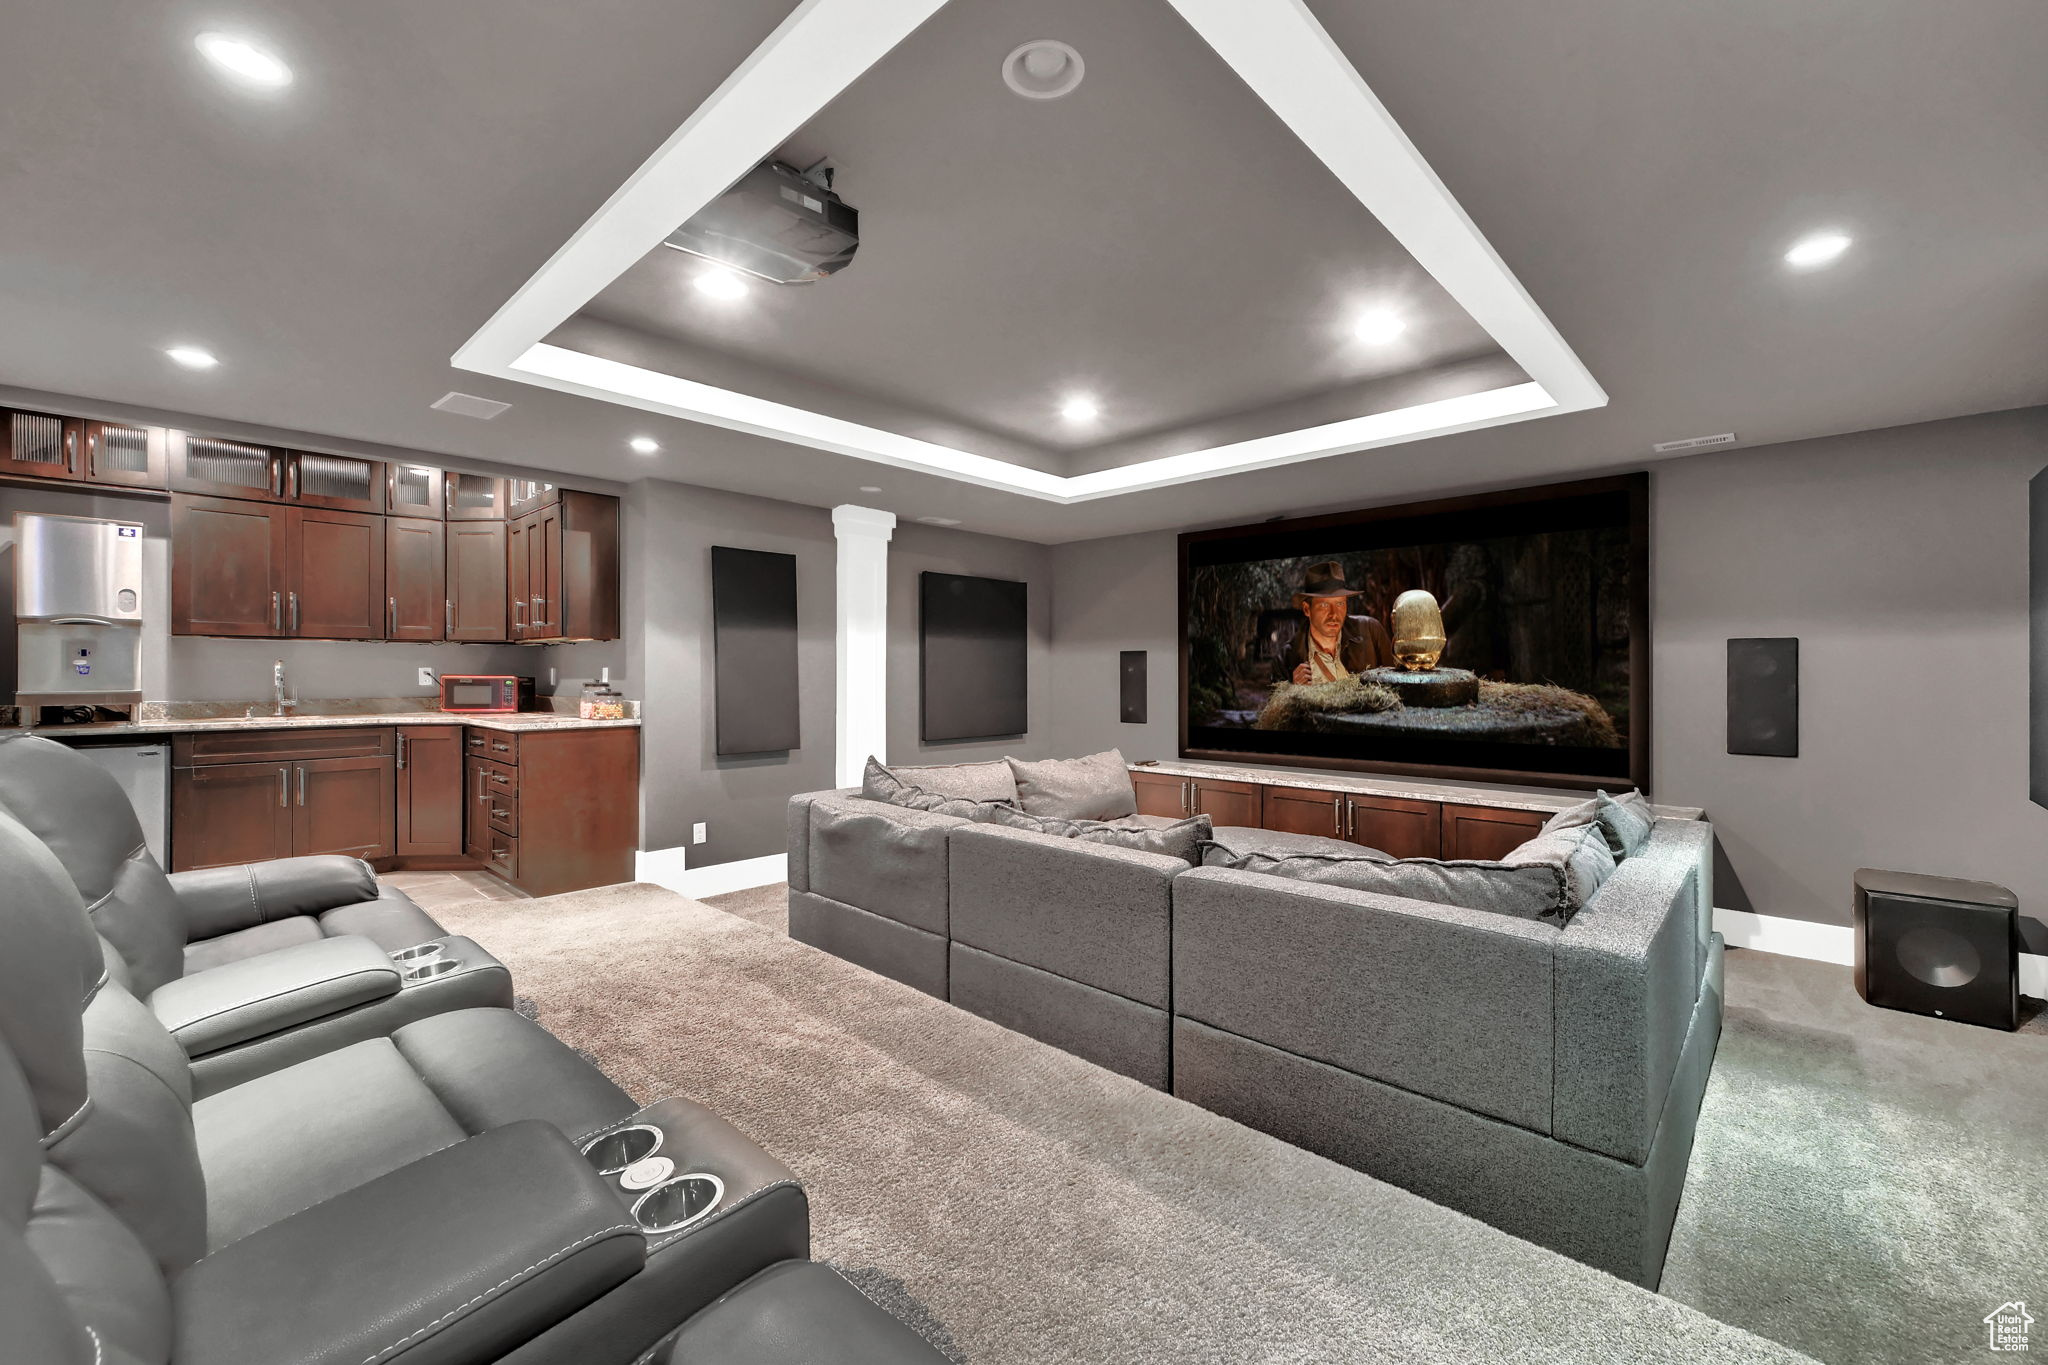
[0,733,516,1092]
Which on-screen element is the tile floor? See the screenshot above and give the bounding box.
[379,869,530,913]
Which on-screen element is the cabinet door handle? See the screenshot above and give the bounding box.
[444,599,453,636]
[271,458,282,497]
[66,426,80,475]
[387,596,396,637]
[395,732,407,770]
[1346,799,1356,840]
[1332,800,1342,836]
[288,591,298,634]
[277,767,288,808]
[287,459,298,500]
[296,765,306,806]
[271,590,281,632]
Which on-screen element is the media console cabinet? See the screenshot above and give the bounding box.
[1129,760,1695,862]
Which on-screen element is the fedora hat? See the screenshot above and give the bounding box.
[1293,561,1362,601]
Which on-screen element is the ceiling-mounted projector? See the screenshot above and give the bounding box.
[662,160,857,285]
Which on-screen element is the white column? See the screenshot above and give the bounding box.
[833,504,896,787]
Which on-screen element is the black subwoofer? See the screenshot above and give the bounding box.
[1853,868,2019,1030]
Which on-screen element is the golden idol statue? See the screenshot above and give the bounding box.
[1389,589,1448,671]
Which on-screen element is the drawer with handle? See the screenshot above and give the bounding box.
[464,729,520,765]
[485,784,518,837]
[485,829,519,881]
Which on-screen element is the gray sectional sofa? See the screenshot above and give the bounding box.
[788,768,1722,1286]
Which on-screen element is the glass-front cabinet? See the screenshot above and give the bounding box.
[386,462,444,518]
[444,470,507,520]
[290,451,385,513]
[84,421,166,488]
[0,409,80,481]
[169,432,283,499]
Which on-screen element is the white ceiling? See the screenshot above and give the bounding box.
[0,0,2042,543]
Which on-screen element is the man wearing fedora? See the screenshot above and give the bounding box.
[1282,560,1394,684]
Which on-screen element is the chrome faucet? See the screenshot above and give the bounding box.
[271,658,297,716]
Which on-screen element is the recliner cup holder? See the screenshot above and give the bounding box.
[631,1173,725,1234]
[390,943,447,963]
[581,1124,662,1174]
[400,958,460,984]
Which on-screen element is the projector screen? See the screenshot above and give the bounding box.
[1180,475,1648,789]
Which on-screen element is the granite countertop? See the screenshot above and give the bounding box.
[1130,757,1705,821]
[11,699,638,740]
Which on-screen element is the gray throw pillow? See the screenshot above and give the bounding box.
[1539,796,1600,835]
[1209,843,1576,923]
[1504,823,1615,912]
[860,756,1012,821]
[1005,749,1138,821]
[981,804,1211,865]
[888,759,1019,805]
[1595,790,1655,859]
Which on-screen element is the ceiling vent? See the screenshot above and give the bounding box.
[1003,40,1084,100]
[432,392,511,420]
[1651,432,1737,454]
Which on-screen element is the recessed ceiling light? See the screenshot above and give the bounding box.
[1783,231,1852,269]
[693,267,749,301]
[1002,40,1085,100]
[858,485,882,493]
[1059,395,1100,424]
[628,436,660,454]
[194,33,293,90]
[164,345,219,370]
[1351,308,1406,344]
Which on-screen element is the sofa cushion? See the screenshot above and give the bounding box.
[1202,825,1371,863]
[859,757,1012,821]
[981,805,1212,865]
[1207,844,1575,923]
[806,794,958,935]
[1597,791,1656,859]
[1005,750,1138,821]
[886,759,1019,805]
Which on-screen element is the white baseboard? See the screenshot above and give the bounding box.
[634,847,787,900]
[1715,907,2048,997]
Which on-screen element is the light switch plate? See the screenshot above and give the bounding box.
[692,823,707,844]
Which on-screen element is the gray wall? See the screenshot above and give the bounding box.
[623,478,839,865]
[1048,406,2048,926]
[887,521,1058,767]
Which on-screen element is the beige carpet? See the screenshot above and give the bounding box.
[435,882,1805,1365]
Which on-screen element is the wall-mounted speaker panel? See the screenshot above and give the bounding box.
[920,572,1027,742]
[1727,637,1798,757]
[1119,650,1147,724]
[711,546,800,755]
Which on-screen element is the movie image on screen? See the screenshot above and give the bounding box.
[1182,476,1646,787]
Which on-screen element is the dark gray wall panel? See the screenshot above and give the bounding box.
[920,571,1027,742]
[712,546,800,755]
[1725,638,1798,758]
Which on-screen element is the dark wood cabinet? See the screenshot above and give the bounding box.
[444,472,506,521]
[1441,803,1548,862]
[171,495,290,637]
[0,409,81,481]
[288,507,384,639]
[292,755,394,860]
[446,521,508,641]
[83,421,166,489]
[1262,786,1347,840]
[170,761,295,870]
[507,477,558,517]
[170,432,283,500]
[462,726,637,897]
[507,492,617,641]
[287,451,384,513]
[1130,769,1257,825]
[385,517,445,641]
[395,726,464,860]
[170,728,394,870]
[1259,786,1442,855]
[386,462,444,519]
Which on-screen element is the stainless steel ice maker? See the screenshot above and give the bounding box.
[13,512,146,706]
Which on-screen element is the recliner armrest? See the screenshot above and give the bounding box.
[171,855,382,940]
[173,1121,646,1365]
[150,935,402,1056]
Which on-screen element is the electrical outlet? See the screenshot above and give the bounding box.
[416,667,436,687]
[692,823,707,845]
